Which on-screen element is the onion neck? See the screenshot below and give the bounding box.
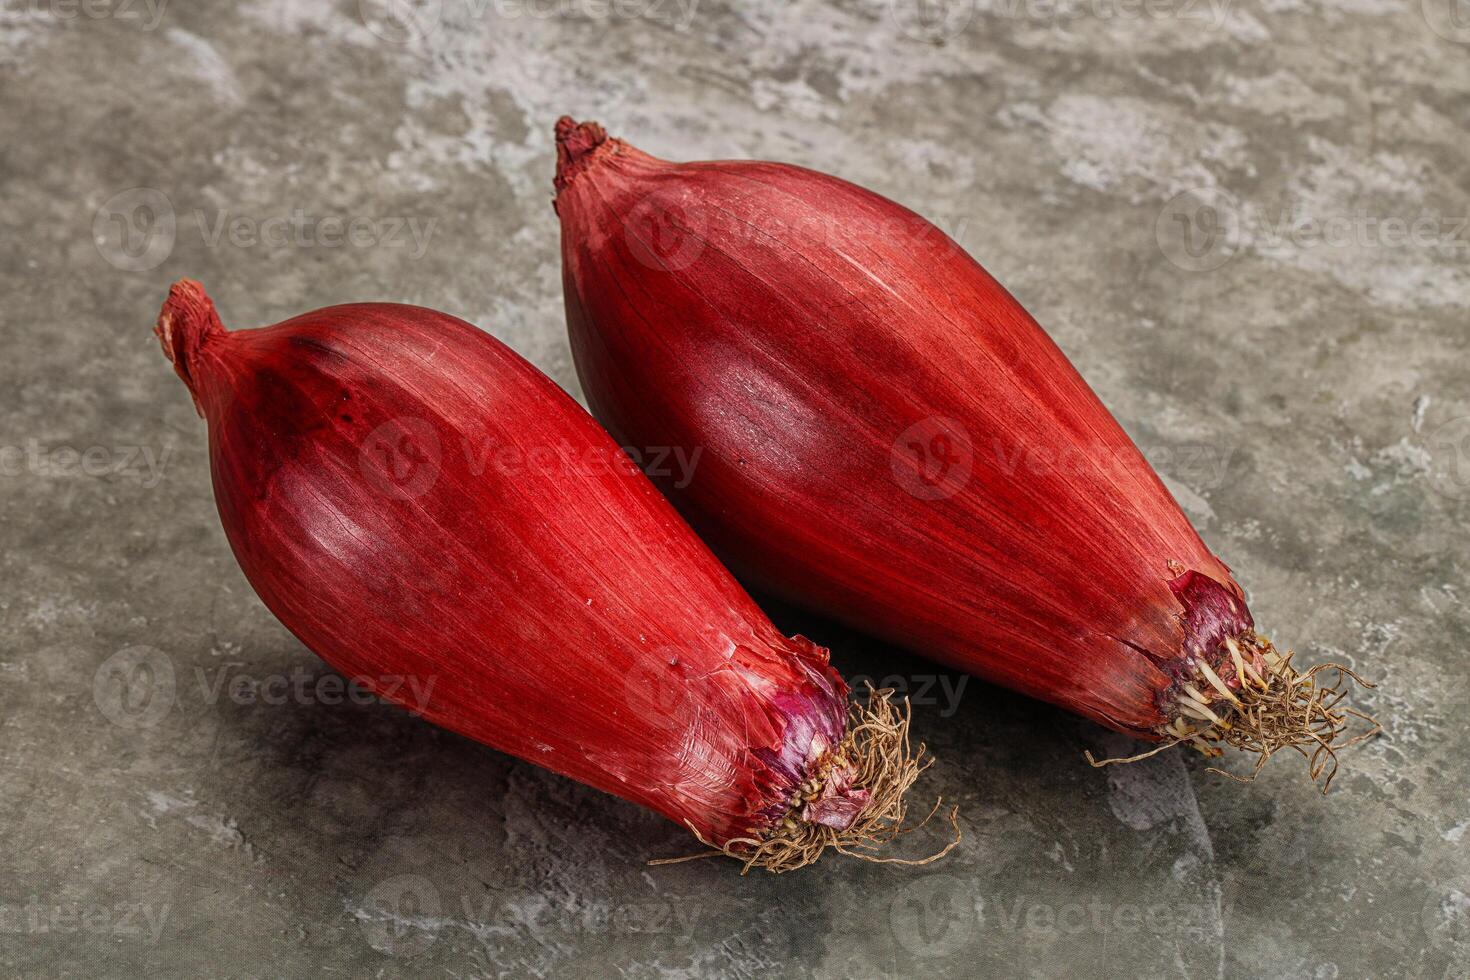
[551,116,668,209]
[155,278,225,416]
[553,116,612,194]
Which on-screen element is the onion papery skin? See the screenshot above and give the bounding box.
[154,280,853,848]
[553,119,1252,739]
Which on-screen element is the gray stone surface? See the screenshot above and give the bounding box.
[1,0,1467,977]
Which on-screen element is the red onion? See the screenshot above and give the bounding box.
[153,279,953,871]
[552,119,1378,789]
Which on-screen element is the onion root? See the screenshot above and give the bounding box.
[1086,631,1380,793]
[652,688,961,874]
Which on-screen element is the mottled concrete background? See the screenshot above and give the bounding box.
[1,0,1467,977]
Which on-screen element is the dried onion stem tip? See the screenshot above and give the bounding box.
[652,688,961,875]
[154,278,225,415]
[1087,631,1382,794]
[553,116,612,195]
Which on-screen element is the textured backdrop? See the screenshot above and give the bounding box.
[1,0,1467,976]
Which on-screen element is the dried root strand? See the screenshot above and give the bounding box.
[651,688,960,874]
[1087,631,1382,794]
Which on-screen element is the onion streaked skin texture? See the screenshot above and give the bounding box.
[553,119,1256,741]
[154,280,858,849]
